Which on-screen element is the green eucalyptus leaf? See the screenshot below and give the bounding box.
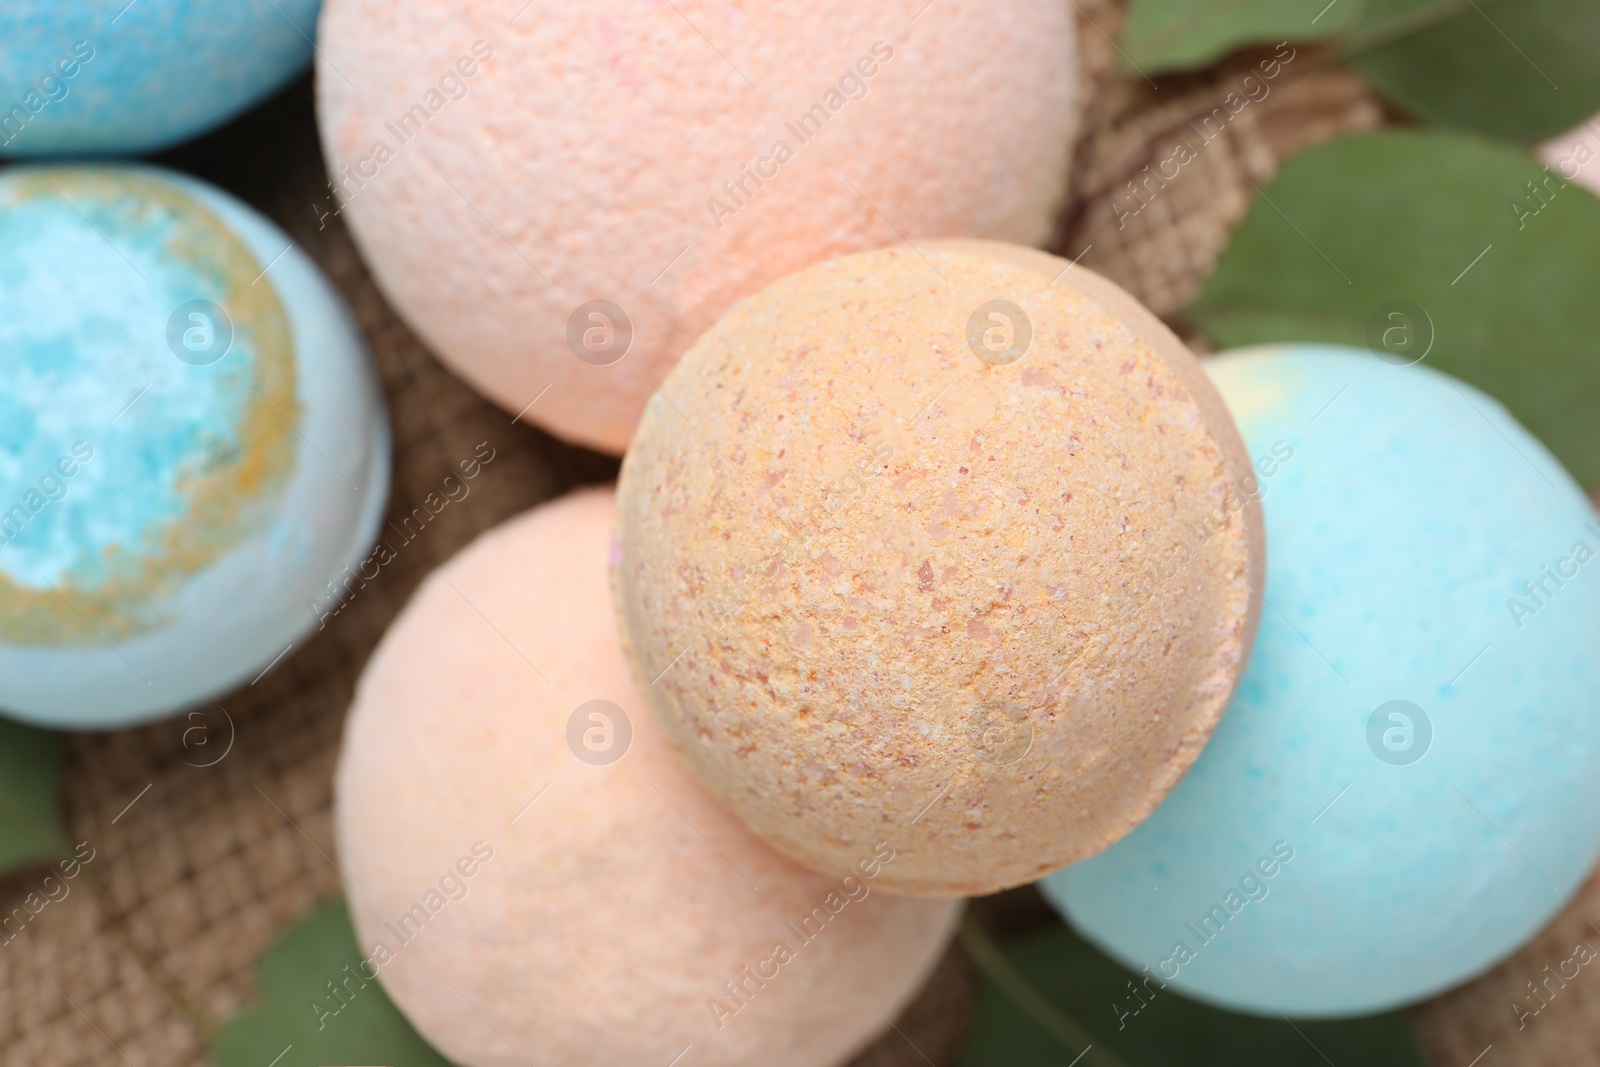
[1118,0,1452,75]
[1120,0,1600,140]
[1120,0,1354,74]
[0,716,67,878]
[1349,0,1600,142]
[959,919,1427,1067]
[1191,129,1600,489]
[214,899,458,1067]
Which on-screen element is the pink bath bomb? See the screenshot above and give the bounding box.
[335,487,959,1067]
[1540,114,1600,196]
[316,1,1077,453]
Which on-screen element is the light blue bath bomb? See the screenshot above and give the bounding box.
[1041,344,1600,1017]
[0,1,320,156]
[0,165,388,728]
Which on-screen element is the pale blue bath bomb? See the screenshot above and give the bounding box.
[1042,344,1600,1017]
[1,1,320,156]
[0,165,388,727]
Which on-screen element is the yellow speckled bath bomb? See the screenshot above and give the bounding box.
[316,0,1076,453]
[614,240,1265,897]
[336,488,958,1067]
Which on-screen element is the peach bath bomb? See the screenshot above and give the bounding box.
[614,240,1265,897]
[316,0,1077,453]
[335,488,959,1067]
[1540,114,1600,197]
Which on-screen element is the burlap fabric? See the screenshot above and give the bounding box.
[1,2,1591,1063]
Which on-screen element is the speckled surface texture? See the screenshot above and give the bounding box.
[315,0,1078,453]
[0,168,298,636]
[8,1,1600,1061]
[0,0,321,156]
[339,487,959,1067]
[1048,346,1600,1017]
[0,165,388,728]
[615,240,1262,897]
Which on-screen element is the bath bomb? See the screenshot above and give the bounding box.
[0,165,388,728]
[1539,114,1600,197]
[335,488,958,1067]
[1043,345,1600,1016]
[614,240,1264,897]
[1,1,321,156]
[316,0,1077,453]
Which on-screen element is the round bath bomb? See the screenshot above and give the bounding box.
[1540,114,1600,197]
[316,0,1077,453]
[1043,345,1600,1016]
[614,240,1264,897]
[0,165,388,728]
[336,488,958,1067]
[1,1,321,156]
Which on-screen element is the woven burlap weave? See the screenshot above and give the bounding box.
[1,2,1591,1063]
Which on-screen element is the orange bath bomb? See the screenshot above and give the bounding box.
[335,488,958,1067]
[315,0,1077,453]
[614,240,1265,897]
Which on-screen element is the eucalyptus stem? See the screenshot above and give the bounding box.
[958,914,1134,1067]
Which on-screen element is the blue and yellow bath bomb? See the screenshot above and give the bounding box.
[1043,344,1600,1017]
[1,1,320,157]
[0,166,388,728]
